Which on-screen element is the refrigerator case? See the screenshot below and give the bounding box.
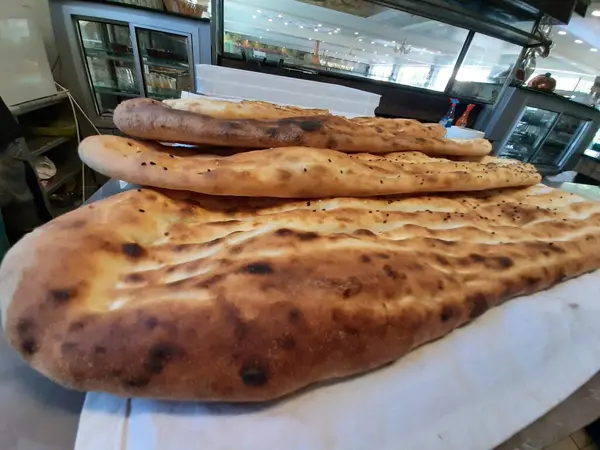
[51,1,210,129]
[478,87,600,175]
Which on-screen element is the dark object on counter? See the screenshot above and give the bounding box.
[528,73,557,93]
[0,97,52,243]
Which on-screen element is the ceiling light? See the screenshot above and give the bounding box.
[354,32,359,35]
[392,40,396,43]
[252,15,256,19]
[328,31,332,35]
[314,28,319,32]
[558,30,567,35]
[299,25,304,28]
[278,14,283,18]
[257,9,261,13]
[374,50,377,54]
[592,48,598,52]
[592,10,600,16]
[284,22,288,25]
[266,28,270,31]
[384,44,388,47]
[370,41,375,44]
[385,53,389,56]
[362,48,366,51]
[309,37,312,40]
[334,30,339,33]
[575,39,583,44]
[259,36,263,39]
[318,23,322,27]
[358,38,363,42]
[268,18,273,22]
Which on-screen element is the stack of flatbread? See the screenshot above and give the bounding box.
[1,97,599,403]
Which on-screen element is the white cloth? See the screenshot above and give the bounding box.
[75,271,600,450]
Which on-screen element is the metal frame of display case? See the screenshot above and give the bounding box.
[476,86,600,175]
[51,0,211,129]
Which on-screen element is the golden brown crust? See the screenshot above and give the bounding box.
[113,99,490,156]
[79,136,539,198]
[163,98,331,119]
[2,186,600,401]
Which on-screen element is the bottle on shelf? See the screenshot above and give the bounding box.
[455,104,475,128]
[439,98,459,128]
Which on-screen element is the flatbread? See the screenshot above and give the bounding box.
[113,99,489,156]
[163,97,331,119]
[2,185,599,401]
[79,136,539,198]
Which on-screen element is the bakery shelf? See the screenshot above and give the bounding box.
[143,56,189,71]
[9,91,69,116]
[45,158,82,195]
[84,47,134,62]
[92,85,141,98]
[28,136,72,157]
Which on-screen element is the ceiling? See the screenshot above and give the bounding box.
[537,2,600,79]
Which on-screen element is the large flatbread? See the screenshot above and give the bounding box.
[163,97,331,119]
[79,135,539,198]
[1,185,599,401]
[113,99,490,156]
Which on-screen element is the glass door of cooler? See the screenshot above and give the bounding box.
[498,106,559,162]
[529,114,589,168]
[76,19,141,116]
[135,28,194,100]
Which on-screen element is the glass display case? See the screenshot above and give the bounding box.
[218,0,523,102]
[478,87,600,175]
[51,0,211,128]
[136,28,194,100]
[499,107,559,161]
[77,20,139,115]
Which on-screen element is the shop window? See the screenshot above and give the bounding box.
[451,33,522,102]
[223,0,470,91]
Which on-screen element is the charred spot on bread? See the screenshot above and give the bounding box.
[342,277,363,299]
[16,318,38,355]
[21,337,39,355]
[145,316,159,330]
[297,231,319,241]
[275,228,294,237]
[266,127,278,138]
[466,293,488,318]
[48,288,76,304]
[146,342,183,374]
[288,308,302,324]
[122,242,146,258]
[361,255,371,263]
[242,262,274,275]
[440,305,456,322]
[124,375,151,388]
[494,256,514,269]
[383,264,400,280]
[239,362,268,386]
[94,345,107,355]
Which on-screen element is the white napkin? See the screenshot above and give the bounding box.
[75,271,600,450]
